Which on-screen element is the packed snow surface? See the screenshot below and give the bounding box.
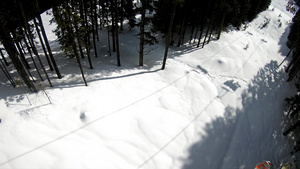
[0,0,298,168]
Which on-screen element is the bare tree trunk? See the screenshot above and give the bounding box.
[73,40,88,86]
[202,22,211,48]
[94,0,100,42]
[181,22,187,46]
[12,31,30,69]
[139,0,146,66]
[71,2,85,60]
[217,14,225,40]
[189,20,197,44]
[162,0,177,70]
[193,25,200,44]
[21,28,44,81]
[35,0,62,79]
[111,1,116,52]
[14,40,36,83]
[177,20,184,47]
[66,0,88,86]
[79,0,85,59]
[120,0,124,31]
[115,0,121,66]
[18,0,53,87]
[83,0,91,53]
[107,25,112,56]
[208,23,214,43]
[197,23,205,48]
[33,18,54,71]
[0,27,37,92]
[92,17,98,58]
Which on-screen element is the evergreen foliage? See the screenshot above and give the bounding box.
[284,5,300,154]
[286,11,300,81]
[136,0,158,66]
[0,0,272,91]
[153,0,271,44]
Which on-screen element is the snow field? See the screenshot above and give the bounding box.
[0,0,298,168]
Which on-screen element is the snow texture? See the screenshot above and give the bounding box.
[0,0,298,168]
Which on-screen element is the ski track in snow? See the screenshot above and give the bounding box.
[0,0,298,168]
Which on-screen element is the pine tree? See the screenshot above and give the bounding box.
[137,0,158,66]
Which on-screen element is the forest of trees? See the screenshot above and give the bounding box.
[283,1,300,154]
[0,0,271,91]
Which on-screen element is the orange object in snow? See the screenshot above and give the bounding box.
[254,161,271,169]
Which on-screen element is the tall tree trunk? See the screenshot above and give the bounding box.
[181,22,187,46]
[33,18,54,71]
[114,0,121,66]
[197,24,205,48]
[217,13,226,40]
[83,0,91,52]
[208,23,214,43]
[193,25,200,44]
[139,0,146,66]
[81,0,93,69]
[202,22,212,48]
[99,0,103,29]
[35,0,62,79]
[107,25,112,56]
[21,28,44,81]
[189,20,196,44]
[90,0,98,58]
[15,40,36,83]
[0,28,37,92]
[111,1,116,53]
[177,20,184,47]
[66,0,88,86]
[18,0,53,87]
[92,16,98,58]
[12,31,30,69]
[73,40,88,86]
[120,0,124,31]
[94,0,100,41]
[71,2,85,60]
[162,0,177,70]
[197,1,209,48]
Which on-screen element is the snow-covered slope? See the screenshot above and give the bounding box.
[0,0,297,168]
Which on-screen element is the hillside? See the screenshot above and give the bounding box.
[0,0,298,168]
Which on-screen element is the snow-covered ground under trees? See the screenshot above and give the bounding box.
[0,0,299,168]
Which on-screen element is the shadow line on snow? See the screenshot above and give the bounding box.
[182,61,294,169]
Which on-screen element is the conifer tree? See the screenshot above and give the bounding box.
[137,0,158,66]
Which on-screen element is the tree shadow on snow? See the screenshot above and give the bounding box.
[182,61,295,169]
[278,26,291,57]
[46,28,166,89]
